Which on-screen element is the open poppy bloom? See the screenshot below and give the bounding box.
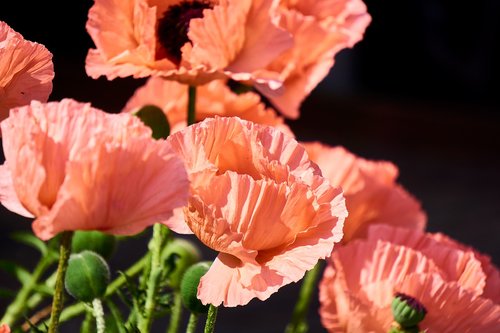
[0,21,54,123]
[85,0,293,89]
[304,142,426,242]
[319,225,500,332]
[0,324,10,333]
[123,77,293,135]
[0,99,189,240]
[167,116,347,306]
[260,0,371,118]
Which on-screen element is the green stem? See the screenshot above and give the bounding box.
[48,231,74,333]
[185,313,199,333]
[187,86,197,126]
[81,309,94,333]
[138,224,168,332]
[0,254,55,326]
[92,299,105,333]
[167,292,183,333]
[285,261,323,333]
[204,305,218,333]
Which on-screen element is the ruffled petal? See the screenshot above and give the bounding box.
[0,163,33,217]
[32,133,189,240]
[303,143,426,242]
[0,22,54,122]
[2,99,189,240]
[367,225,488,296]
[398,273,500,333]
[198,253,283,307]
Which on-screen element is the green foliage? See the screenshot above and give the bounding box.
[72,231,117,259]
[10,232,49,257]
[133,105,170,139]
[162,238,201,289]
[0,260,31,284]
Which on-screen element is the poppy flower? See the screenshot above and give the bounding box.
[260,0,371,118]
[0,324,10,333]
[304,142,426,242]
[167,116,347,306]
[0,21,54,123]
[0,99,189,240]
[85,0,293,90]
[319,225,500,332]
[123,77,293,135]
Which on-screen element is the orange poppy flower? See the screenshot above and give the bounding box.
[167,116,347,306]
[0,99,189,240]
[319,225,500,332]
[85,0,293,89]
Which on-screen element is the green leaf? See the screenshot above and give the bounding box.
[0,288,16,298]
[133,105,170,139]
[33,283,54,296]
[106,300,127,333]
[10,231,48,256]
[0,260,31,284]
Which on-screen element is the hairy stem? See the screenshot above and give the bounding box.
[166,292,183,333]
[185,313,199,333]
[47,231,74,333]
[204,305,218,333]
[138,224,168,332]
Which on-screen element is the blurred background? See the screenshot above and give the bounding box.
[1,0,499,332]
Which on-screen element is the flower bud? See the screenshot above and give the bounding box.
[65,251,110,302]
[163,238,201,289]
[180,261,211,314]
[391,293,427,328]
[72,231,117,259]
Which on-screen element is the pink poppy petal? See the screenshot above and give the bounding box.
[367,225,488,296]
[226,0,293,75]
[2,99,189,240]
[198,253,283,307]
[398,273,500,333]
[0,163,33,217]
[186,0,251,69]
[0,21,54,122]
[304,143,426,242]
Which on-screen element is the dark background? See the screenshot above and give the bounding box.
[1,1,499,332]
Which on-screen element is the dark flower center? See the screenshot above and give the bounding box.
[157,0,213,65]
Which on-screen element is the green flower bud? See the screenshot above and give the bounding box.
[391,293,427,328]
[180,261,211,314]
[163,238,201,289]
[65,251,110,302]
[72,231,117,259]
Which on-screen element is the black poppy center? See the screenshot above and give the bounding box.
[157,0,213,64]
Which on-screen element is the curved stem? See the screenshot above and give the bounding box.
[138,224,168,332]
[92,299,105,333]
[48,231,74,333]
[166,292,183,333]
[185,313,199,333]
[1,254,55,326]
[285,261,323,333]
[187,86,197,126]
[203,305,218,333]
